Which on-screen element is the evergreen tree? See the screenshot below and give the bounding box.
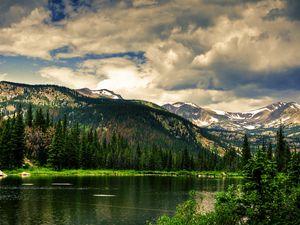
[166,150,173,171]
[223,147,239,171]
[34,108,45,130]
[261,138,266,153]
[242,133,251,167]
[135,143,141,170]
[48,121,64,170]
[181,147,189,170]
[64,126,79,168]
[45,109,50,128]
[267,142,273,160]
[80,131,90,169]
[14,109,25,167]
[288,152,300,186]
[275,125,290,171]
[0,120,13,169]
[25,103,33,127]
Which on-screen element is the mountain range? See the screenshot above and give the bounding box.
[163,102,300,150]
[0,81,221,155]
[163,102,300,131]
[0,81,298,152]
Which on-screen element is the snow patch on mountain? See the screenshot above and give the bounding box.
[244,125,256,130]
[76,88,122,99]
[211,109,226,115]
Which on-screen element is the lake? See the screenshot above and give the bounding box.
[0,176,241,225]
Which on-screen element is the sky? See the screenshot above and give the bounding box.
[0,0,299,112]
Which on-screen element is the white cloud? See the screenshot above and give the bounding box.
[0,73,8,80]
[39,67,99,89]
[1,0,300,110]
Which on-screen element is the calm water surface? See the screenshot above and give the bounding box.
[0,176,240,225]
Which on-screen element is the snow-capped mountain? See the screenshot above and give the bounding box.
[163,102,300,131]
[76,88,122,100]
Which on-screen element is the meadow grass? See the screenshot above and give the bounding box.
[3,167,243,177]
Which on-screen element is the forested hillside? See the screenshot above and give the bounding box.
[0,81,225,170]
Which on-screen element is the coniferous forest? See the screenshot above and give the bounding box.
[0,104,218,171]
[0,104,295,174]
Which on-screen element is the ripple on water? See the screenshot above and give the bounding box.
[93,194,116,197]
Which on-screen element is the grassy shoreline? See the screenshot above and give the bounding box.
[3,168,243,178]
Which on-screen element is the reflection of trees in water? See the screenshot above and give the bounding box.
[0,177,22,225]
[0,176,241,225]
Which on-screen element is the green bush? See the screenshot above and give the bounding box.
[151,150,300,225]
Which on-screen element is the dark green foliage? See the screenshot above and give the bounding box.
[242,133,251,167]
[14,109,25,168]
[288,151,300,186]
[181,147,190,170]
[267,142,272,160]
[275,125,291,171]
[223,147,240,171]
[153,145,300,225]
[0,111,25,169]
[64,125,80,169]
[150,191,202,225]
[47,121,64,170]
[25,103,33,127]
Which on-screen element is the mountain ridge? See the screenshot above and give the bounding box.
[163,101,300,130]
[0,80,224,155]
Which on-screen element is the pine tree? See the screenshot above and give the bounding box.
[181,147,189,170]
[267,142,273,160]
[0,120,13,169]
[34,108,45,130]
[261,138,266,153]
[25,104,33,127]
[135,143,141,170]
[14,109,25,167]
[45,109,50,128]
[166,150,173,171]
[275,125,287,171]
[242,133,251,167]
[80,131,89,169]
[48,121,64,170]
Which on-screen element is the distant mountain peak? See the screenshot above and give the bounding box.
[76,88,122,100]
[169,102,199,108]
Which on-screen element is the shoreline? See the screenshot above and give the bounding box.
[3,168,243,178]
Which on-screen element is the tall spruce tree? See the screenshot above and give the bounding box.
[34,108,45,130]
[48,121,64,170]
[181,147,190,170]
[0,120,12,169]
[25,104,33,127]
[45,109,50,128]
[267,142,273,160]
[275,125,289,171]
[242,133,251,167]
[14,109,25,167]
[80,131,90,169]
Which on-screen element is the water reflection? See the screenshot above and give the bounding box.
[0,176,241,225]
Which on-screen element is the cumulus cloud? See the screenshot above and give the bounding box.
[1,0,300,110]
[39,66,99,89]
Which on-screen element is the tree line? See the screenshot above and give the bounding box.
[0,104,296,172]
[241,124,292,172]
